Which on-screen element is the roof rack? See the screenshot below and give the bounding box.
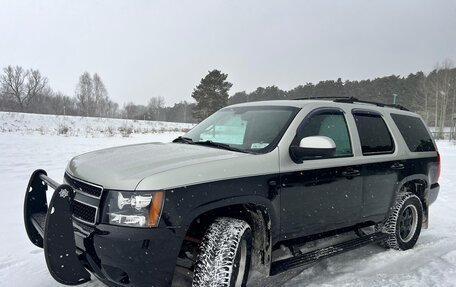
[292,96,351,100]
[333,97,409,111]
[292,96,409,111]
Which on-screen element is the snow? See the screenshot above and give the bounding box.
[0,111,194,137]
[0,113,455,286]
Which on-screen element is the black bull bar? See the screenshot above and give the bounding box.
[24,169,91,285]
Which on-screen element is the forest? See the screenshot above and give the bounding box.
[229,61,456,130]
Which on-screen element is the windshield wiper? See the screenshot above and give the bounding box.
[192,140,250,153]
[173,136,194,144]
[173,137,250,153]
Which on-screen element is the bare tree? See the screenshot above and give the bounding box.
[75,72,94,116]
[441,60,454,131]
[148,96,165,120]
[433,60,453,131]
[106,101,119,118]
[414,75,429,123]
[420,59,456,138]
[451,72,456,130]
[0,66,48,112]
[93,73,108,117]
[123,102,140,119]
[47,91,77,115]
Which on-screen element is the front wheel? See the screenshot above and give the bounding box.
[192,217,252,287]
[382,192,423,250]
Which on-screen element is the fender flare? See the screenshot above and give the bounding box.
[386,173,430,227]
[181,195,276,276]
[181,195,277,230]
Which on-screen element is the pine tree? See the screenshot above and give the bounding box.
[191,70,232,121]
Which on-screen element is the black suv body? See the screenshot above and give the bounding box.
[24,99,440,287]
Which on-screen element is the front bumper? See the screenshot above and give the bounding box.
[76,223,182,287]
[24,169,183,287]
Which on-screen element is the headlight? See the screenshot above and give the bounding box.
[104,191,164,228]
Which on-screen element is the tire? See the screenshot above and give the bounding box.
[192,217,252,287]
[382,192,423,250]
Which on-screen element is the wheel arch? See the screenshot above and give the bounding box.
[181,196,275,276]
[391,174,429,228]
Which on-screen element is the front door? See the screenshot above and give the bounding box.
[280,108,363,239]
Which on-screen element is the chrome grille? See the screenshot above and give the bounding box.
[64,172,103,198]
[64,172,103,226]
[72,199,98,225]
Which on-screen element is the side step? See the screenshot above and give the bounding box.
[270,232,388,275]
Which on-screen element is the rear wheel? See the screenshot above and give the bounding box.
[382,192,423,250]
[192,217,252,287]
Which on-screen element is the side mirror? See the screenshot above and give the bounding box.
[290,136,336,163]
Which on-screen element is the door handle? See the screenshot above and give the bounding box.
[341,169,360,178]
[391,162,405,170]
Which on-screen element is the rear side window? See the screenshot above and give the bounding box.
[391,114,436,152]
[353,112,394,155]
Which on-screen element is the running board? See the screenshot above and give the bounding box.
[270,232,388,275]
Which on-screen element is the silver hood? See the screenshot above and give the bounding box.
[67,142,279,191]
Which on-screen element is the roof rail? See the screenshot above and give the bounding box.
[333,97,409,111]
[291,96,409,111]
[292,96,351,100]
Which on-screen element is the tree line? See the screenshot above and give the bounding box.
[1,62,456,128]
[225,61,456,129]
[0,65,197,123]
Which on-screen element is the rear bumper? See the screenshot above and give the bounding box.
[428,182,440,205]
[24,169,183,287]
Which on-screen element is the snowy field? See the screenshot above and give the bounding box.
[0,129,455,286]
[0,111,194,136]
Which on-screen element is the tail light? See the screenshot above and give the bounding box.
[436,151,441,182]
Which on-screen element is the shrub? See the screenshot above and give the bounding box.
[119,123,134,137]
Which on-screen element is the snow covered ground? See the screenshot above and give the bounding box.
[0,111,194,137]
[0,126,455,286]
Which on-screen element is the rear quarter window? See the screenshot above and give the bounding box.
[353,112,394,155]
[391,114,436,152]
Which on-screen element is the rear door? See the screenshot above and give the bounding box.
[280,108,363,239]
[352,110,399,223]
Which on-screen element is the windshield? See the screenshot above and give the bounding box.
[181,106,299,153]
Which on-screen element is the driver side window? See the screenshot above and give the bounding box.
[298,110,352,157]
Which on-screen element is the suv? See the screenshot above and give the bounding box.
[24,97,440,287]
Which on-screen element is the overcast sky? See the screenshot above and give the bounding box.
[1,0,455,106]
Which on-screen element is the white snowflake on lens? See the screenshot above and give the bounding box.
[59,189,69,198]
